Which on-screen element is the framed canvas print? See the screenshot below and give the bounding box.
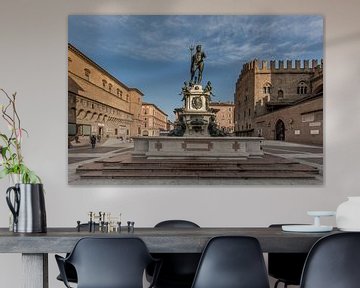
[68,15,323,185]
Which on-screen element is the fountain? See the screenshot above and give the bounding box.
[132,45,263,160]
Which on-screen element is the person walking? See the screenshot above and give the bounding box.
[90,135,96,149]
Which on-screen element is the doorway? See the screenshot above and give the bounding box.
[275,119,285,141]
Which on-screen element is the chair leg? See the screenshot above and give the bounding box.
[274,280,290,288]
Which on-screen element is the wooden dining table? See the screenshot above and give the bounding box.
[0,227,339,288]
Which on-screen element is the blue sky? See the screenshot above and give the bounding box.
[68,15,323,120]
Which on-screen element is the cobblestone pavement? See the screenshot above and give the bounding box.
[261,140,323,174]
[68,142,134,183]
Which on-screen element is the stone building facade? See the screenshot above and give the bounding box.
[209,102,235,134]
[68,43,143,142]
[141,103,168,136]
[234,59,323,145]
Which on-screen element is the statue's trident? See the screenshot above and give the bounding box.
[189,44,195,60]
[189,45,195,83]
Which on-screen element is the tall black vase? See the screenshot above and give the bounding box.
[6,183,47,233]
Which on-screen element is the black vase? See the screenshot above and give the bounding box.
[6,183,47,233]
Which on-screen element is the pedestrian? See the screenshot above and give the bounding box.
[90,135,96,149]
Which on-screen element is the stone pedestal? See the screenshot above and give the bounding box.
[133,136,264,160]
[181,84,215,137]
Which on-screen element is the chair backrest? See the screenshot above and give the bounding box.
[268,224,308,285]
[191,236,270,288]
[67,237,153,288]
[155,220,200,228]
[300,232,360,288]
[152,220,201,284]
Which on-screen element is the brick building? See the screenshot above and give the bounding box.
[209,102,235,134]
[234,59,323,145]
[141,103,168,136]
[68,43,143,142]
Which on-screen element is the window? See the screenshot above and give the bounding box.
[278,90,284,99]
[263,82,272,94]
[248,108,251,116]
[84,68,90,81]
[102,79,107,88]
[108,83,112,92]
[297,81,308,95]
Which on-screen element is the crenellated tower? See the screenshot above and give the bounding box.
[234,59,323,135]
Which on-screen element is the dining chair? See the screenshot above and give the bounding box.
[300,232,360,288]
[147,220,201,288]
[191,236,270,288]
[55,237,161,288]
[56,223,99,284]
[268,224,308,288]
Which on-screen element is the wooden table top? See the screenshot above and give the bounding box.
[0,227,339,253]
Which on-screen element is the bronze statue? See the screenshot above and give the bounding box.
[190,45,206,84]
[179,81,189,101]
[208,115,227,137]
[168,115,186,137]
[204,81,215,110]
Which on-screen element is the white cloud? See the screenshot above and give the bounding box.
[71,15,323,65]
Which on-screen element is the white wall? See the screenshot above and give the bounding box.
[0,0,360,287]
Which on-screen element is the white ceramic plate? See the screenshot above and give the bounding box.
[282,225,333,232]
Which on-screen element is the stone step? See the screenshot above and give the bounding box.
[97,157,299,167]
[77,163,318,173]
[79,170,317,179]
[76,153,319,180]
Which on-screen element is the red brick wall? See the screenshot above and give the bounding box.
[254,97,323,145]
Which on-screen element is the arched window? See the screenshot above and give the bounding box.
[297,81,308,95]
[263,82,272,94]
[108,83,112,92]
[102,79,107,88]
[278,89,284,99]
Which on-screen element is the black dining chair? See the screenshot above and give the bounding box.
[147,220,201,288]
[55,237,161,288]
[191,236,270,288]
[56,223,99,284]
[268,224,308,288]
[300,232,360,288]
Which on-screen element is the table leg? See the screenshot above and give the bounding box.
[22,253,48,288]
